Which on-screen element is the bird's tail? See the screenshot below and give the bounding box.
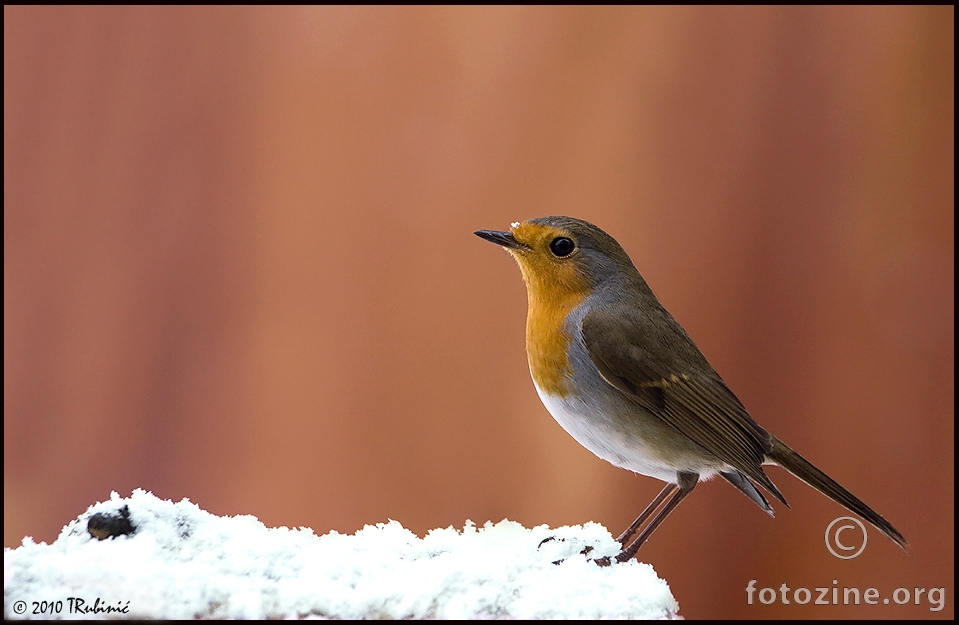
[766,436,907,549]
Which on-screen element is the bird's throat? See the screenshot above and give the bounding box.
[518,265,587,398]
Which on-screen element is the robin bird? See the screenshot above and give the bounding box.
[475,216,906,565]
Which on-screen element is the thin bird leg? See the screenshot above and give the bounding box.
[615,483,678,546]
[592,473,699,567]
[614,472,698,563]
[553,484,676,566]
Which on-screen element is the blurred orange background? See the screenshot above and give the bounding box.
[4,6,953,619]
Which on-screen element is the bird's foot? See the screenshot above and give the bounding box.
[541,538,600,565]
[537,536,559,549]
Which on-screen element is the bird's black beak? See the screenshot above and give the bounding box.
[474,229,528,250]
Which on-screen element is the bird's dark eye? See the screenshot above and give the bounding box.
[549,236,575,257]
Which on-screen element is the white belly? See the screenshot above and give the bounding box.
[535,387,697,483]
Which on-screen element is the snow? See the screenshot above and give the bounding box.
[4,489,679,619]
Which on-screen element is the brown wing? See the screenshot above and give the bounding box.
[581,305,786,504]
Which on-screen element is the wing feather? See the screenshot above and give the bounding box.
[582,306,786,504]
